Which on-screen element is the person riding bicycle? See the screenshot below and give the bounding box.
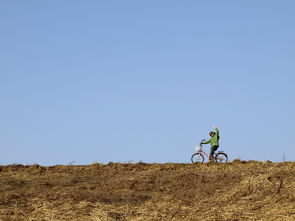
[201,126,220,160]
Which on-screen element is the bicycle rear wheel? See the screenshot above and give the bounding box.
[191,153,205,163]
[215,152,228,163]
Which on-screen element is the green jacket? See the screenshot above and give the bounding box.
[202,128,219,147]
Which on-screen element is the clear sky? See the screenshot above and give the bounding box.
[0,1,294,165]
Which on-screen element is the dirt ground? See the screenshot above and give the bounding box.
[1,161,295,221]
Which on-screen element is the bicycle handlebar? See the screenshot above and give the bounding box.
[199,139,206,145]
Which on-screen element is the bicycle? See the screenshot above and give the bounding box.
[191,139,228,163]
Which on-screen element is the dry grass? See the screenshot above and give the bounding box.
[1,161,295,220]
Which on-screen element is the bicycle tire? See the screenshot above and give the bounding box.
[214,152,228,163]
[191,153,205,163]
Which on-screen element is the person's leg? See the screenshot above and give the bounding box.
[210,146,219,159]
[214,146,219,152]
[210,146,215,159]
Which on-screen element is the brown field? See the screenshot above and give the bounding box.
[1,161,295,221]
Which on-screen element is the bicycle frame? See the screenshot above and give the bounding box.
[195,143,213,160]
[198,149,211,159]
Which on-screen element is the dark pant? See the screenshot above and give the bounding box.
[210,146,219,158]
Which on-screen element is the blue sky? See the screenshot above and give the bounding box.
[0,1,294,165]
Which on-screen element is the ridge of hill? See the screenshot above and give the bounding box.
[0,161,295,221]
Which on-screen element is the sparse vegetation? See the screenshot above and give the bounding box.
[1,161,295,220]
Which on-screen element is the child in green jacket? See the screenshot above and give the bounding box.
[202,126,220,160]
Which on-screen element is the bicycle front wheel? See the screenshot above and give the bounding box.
[215,152,228,163]
[191,153,204,163]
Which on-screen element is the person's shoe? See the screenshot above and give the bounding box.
[209,157,215,162]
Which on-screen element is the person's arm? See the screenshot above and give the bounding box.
[202,139,211,144]
[212,125,219,136]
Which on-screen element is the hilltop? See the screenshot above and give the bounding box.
[1,161,295,220]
